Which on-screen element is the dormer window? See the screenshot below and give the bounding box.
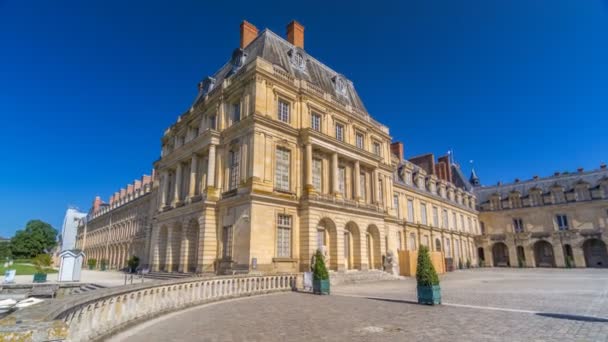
[332,75,347,96]
[289,49,306,70]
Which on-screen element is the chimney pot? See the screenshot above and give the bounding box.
[577,167,584,173]
[286,20,305,49]
[533,175,539,180]
[240,20,258,49]
[600,163,607,170]
[515,178,520,183]
[554,171,560,176]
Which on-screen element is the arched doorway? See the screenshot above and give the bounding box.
[366,225,381,270]
[516,246,525,267]
[492,242,509,267]
[158,225,168,271]
[344,222,361,270]
[184,219,200,273]
[533,240,555,267]
[583,239,608,268]
[172,223,182,272]
[316,218,338,271]
[563,244,574,267]
[477,247,485,266]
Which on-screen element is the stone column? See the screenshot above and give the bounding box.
[572,245,585,268]
[331,152,339,196]
[173,163,183,205]
[166,228,173,272]
[305,143,314,193]
[553,240,566,267]
[207,145,216,188]
[372,169,379,204]
[160,170,169,208]
[354,161,361,200]
[189,155,198,199]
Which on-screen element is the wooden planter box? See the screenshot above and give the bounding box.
[417,285,441,305]
[313,279,330,295]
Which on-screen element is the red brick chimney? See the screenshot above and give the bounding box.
[287,20,305,49]
[390,142,404,160]
[92,196,102,213]
[240,21,258,49]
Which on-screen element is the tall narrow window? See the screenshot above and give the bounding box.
[317,228,325,250]
[338,166,346,196]
[432,207,439,227]
[409,233,417,251]
[480,222,486,235]
[407,199,414,223]
[513,218,524,233]
[277,215,292,257]
[335,123,344,142]
[467,217,472,232]
[442,209,448,228]
[209,115,217,130]
[397,231,403,250]
[229,149,240,190]
[311,113,321,132]
[232,102,241,124]
[420,203,428,225]
[393,194,400,218]
[377,178,384,205]
[359,173,366,201]
[453,212,458,230]
[312,158,322,191]
[278,99,290,123]
[356,132,364,149]
[460,215,465,231]
[556,214,569,230]
[222,226,233,259]
[373,141,381,156]
[275,148,290,191]
[405,171,412,185]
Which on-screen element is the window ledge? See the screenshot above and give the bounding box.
[272,257,297,263]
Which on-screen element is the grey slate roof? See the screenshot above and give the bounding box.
[193,29,368,115]
[473,168,608,204]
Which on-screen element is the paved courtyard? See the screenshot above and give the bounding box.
[110,269,608,342]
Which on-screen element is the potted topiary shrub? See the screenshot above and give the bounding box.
[100,258,108,271]
[312,249,330,295]
[458,259,463,270]
[87,258,97,270]
[32,254,52,283]
[127,255,140,273]
[416,245,441,305]
[466,259,471,269]
[565,256,574,268]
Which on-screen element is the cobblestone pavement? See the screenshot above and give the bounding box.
[110,269,608,342]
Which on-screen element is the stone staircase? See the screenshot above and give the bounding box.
[71,283,105,295]
[329,270,401,286]
[143,272,199,281]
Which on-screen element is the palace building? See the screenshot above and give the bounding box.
[75,21,607,274]
[473,165,608,268]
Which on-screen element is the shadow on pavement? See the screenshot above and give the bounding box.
[536,313,608,323]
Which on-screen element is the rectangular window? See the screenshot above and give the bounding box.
[277,215,292,257]
[275,148,290,191]
[480,222,486,235]
[460,215,465,232]
[317,229,325,250]
[393,194,400,218]
[513,218,524,233]
[373,142,381,156]
[356,132,364,149]
[432,207,439,227]
[209,115,217,130]
[222,226,233,259]
[335,123,344,141]
[377,178,384,205]
[397,231,403,250]
[232,102,241,123]
[405,171,412,185]
[229,149,240,190]
[453,212,458,230]
[420,203,428,225]
[442,209,448,228]
[338,166,346,196]
[409,232,417,251]
[278,99,290,123]
[312,158,322,191]
[467,217,472,232]
[556,214,569,230]
[359,173,366,201]
[407,199,414,223]
[311,113,321,132]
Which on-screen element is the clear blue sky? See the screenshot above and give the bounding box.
[1,0,607,237]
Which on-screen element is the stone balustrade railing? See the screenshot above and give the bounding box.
[0,273,300,342]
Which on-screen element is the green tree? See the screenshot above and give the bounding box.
[11,220,58,258]
[0,241,12,261]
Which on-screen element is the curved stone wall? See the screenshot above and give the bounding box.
[0,274,299,341]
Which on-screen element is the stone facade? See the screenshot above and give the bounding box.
[75,174,154,269]
[473,166,608,268]
[74,20,479,275]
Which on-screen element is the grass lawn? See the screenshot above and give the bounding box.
[0,263,57,275]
